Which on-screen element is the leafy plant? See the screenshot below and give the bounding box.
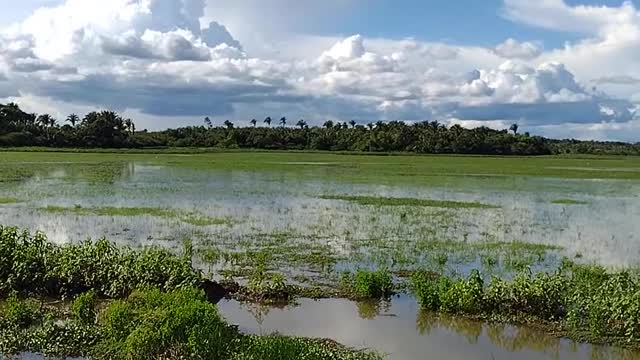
[342,269,393,299]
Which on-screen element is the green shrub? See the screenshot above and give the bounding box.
[0,226,202,298]
[439,270,484,314]
[411,272,450,311]
[342,269,393,298]
[98,287,236,359]
[0,292,42,328]
[71,291,97,325]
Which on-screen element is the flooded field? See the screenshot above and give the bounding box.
[1,151,640,359]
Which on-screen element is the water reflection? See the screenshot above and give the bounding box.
[219,297,640,360]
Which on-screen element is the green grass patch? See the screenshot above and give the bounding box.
[550,199,590,205]
[320,195,497,209]
[41,206,232,227]
[0,198,22,204]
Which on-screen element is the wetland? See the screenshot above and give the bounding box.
[1,150,640,359]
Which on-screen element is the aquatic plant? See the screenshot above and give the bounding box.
[341,269,394,299]
[411,263,640,344]
[0,226,201,298]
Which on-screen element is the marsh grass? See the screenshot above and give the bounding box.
[41,205,232,227]
[411,263,640,346]
[320,195,498,209]
[0,198,22,204]
[551,199,590,205]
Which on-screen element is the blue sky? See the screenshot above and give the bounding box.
[1,0,640,141]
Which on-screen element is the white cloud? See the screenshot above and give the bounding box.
[494,38,541,59]
[0,0,638,140]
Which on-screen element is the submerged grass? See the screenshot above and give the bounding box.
[551,199,590,205]
[41,205,232,227]
[0,198,22,204]
[320,195,498,209]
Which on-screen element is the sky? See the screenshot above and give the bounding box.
[1,0,640,141]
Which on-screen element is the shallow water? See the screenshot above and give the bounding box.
[219,297,640,360]
[1,160,639,271]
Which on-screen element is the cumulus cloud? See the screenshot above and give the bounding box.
[0,0,637,141]
[494,38,541,59]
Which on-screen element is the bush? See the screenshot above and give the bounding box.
[71,291,97,324]
[342,269,393,298]
[0,226,202,298]
[412,265,640,343]
[98,287,236,359]
[0,292,42,328]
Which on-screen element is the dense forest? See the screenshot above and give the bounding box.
[1,102,639,155]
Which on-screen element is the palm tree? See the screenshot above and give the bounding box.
[124,119,135,135]
[349,120,356,128]
[66,114,79,127]
[264,117,272,127]
[509,123,519,135]
[204,117,213,129]
[323,120,334,129]
[279,117,287,128]
[36,114,53,129]
[367,123,374,131]
[296,119,307,129]
[250,119,257,127]
[223,120,234,129]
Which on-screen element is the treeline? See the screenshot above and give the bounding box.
[1,102,639,155]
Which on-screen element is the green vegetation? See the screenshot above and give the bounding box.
[411,263,640,347]
[0,226,201,297]
[0,198,21,204]
[341,269,394,299]
[322,195,497,209]
[551,199,590,205]
[2,102,640,155]
[0,227,380,359]
[41,205,232,227]
[0,288,381,360]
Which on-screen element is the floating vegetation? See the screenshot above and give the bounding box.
[320,195,498,209]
